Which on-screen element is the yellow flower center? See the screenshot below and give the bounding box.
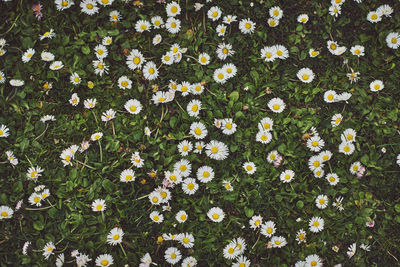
[154,20,160,26]
[203,171,210,178]
[269,20,276,26]
[374,84,380,90]
[344,146,350,152]
[31,171,38,178]
[94,134,100,140]
[158,97,165,102]
[112,14,118,20]
[261,135,267,141]
[284,174,290,180]
[180,214,186,221]
[153,215,159,221]
[319,199,325,204]
[217,73,224,79]
[182,145,189,151]
[152,197,159,203]
[183,237,189,243]
[211,147,218,153]
[328,94,334,100]
[187,183,194,190]
[74,77,79,82]
[181,86,188,92]
[329,176,335,182]
[330,43,337,50]
[148,68,155,74]
[226,123,232,129]
[191,105,198,112]
[62,0,68,7]
[164,56,170,61]
[225,183,231,189]
[194,128,202,135]
[171,22,177,28]
[101,259,109,266]
[200,57,207,63]
[212,213,219,220]
[299,233,305,240]
[239,264,245,267]
[255,220,261,226]
[44,32,50,36]
[245,23,251,29]
[267,227,273,234]
[266,52,272,58]
[171,252,177,259]
[140,24,147,30]
[355,49,360,55]
[113,234,119,240]
[371,14,378,20]
[322,155,329,161]
[335,118,341,124]
[65,155,71,162]
[246,165,253,171]
[277,50,283,56]
[34,196,40,203]
[130,106,137,112]
[353,165,359,171]
[273,104,279,110]
[160,192,167,198]
[171,6,177,13]
[311,51,318,57]
[102,0,109,3]
[179,165,187,171]
[270,154,276,160]
[121,81,128,87]
[96,204,103,210]
[125,175,132,181]
[133,57,140,64]
[97,49,103,55]
[170,175,177,181]
[87,4,93,9]
[313,221,319,227]
[313,161,320,167]
[347,134,353,141]
[311,261,317,266]
[222,48,228,54]
[273,10,279,16]
[212,11,218,17]
[1,212,8,217]
[392,38,397,44]
[228,247,234,254]
[301,18,307,22]
[275,240,281,245]
[302,74,309,80]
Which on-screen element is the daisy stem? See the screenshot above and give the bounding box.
[135,194,150,201]
[251,232,261,250]
[75,159,96,170]
[112,121,116,136]
[119,243,127,258]
[92,110,98,125]
[99,140,103,162]
[185,55,198,61]
[34,124,49,140]
[24,155,33,167]
[25,205,54,211]
[174,99,185,112]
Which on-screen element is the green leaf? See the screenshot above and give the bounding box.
[296,200,304,209]
[81,46,90,55]
[244,207,254,218]
[229,91,239,102]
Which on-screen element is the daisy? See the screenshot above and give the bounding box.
[339,142,355,155]
[9,79,24,87]
[275,45,289,59]
[151,17,164,30]
[94,44,107,59]
[124,99,142,115]
[377,4,393,17]
[267,150,279,163]
[222,180,233,191]
[43,242,56,260]
[153,34,162,45]
[40,29,55,40]
[223,242,239,259]
[223,15,237,24]
[91,132,103,141]
[280,170,295,183]
[256,130,272,144]
[5,151,18,166]
[271,236,287,248]
[350,161,362,175]
[187,99,201,117]
[109,10,121,22]
[0,206,13,219]
[305,254,323,267]
[118,76,132,90]
[126,49,145,70]
[329,4,341,17]
[0,125,10,138]
[182,178,199,195]
[269,6,283,19]
[223,63,237,78]
[386,32,400,49]
[49,61,63,70]
[350,45,365,57]
[174,159,191,177]
[232,256,250,267]
[131,152,144,168]
[179,233,195,248]
[221,118,236,135]
[120,169,136,182]
[161,52,174,65]
[207,207,225,222]
[268,97,285,113]
[178,82,191,96]
[297,14,309,23]
[181,256,197,267]
[70,72,81,85]
[29,192,42,206]
[102,36,112,46]
[249,215,263,230]
[166,1,181,17]
[164,247,181,265]
[152,91,169,105]
[176,140,192,157]
[0,48,5,57]
[69,93,80,106]
[149,191,162,206]
[197,165,214,183]
[370,80,384,92]
[106,227,123,246]
[324,90,337,103]
[216,24,226,36]
[22,48,35,63]
[193,141,204,154]
[319,150,332,162]
[216,43,234,60]
[101,109,115,122]
[239,18,256,34]
[0,71,5,84]
[55,0,74,10]
[341,128,356,143]
[261,221,276,237]
[165,171,182,185]
[296,229,307,244]
[261,46,277,62]
[367,11,381,23]
[267,18,279,27]
[307,135,325,152]
[165,17,181,34]
[326,173,339,186]
[205,140,229,160]
[347,243,356,258]
[315,195,329,209]
[150,211,164,224]
[157,187,171,203]
[80,0,99,16]
[198,53,210,65]
[309,49,319,57]
[135,20,151,33]
[142,61,158,80]
[92,60,109,76]
[92,199,106,212]
[41,115,56,123]
[258,117,274,131]
[297,68,314,83]
[331,113,343,127]
[213,68,228,84]
[140,253,153,266]
[208,6,222,21]
[243,162,256,175]
[27,166,44,181]
[95,254,113,267]
[309,217,324,233]
[327,40,339,54]
[190,121,208,140]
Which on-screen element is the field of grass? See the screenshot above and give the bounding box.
[1,0,400,266]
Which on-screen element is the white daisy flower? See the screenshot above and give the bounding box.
[221,118,237,135]
[223,15,237,24]
[207,6,222,21]
[69,93,80,106]
[239,18,256,34]
[27,166,44,181]
[280,170,295,183]
[305,254,323,267]
[80,0,99,16]
[177,140,193,157]
[43,242,56,260]
[297,14,309,23]
[106,227,123,246]
[174,159,191,177]
[0,125,10,138]
[216,43,234,60]
[198,53,210,65]
[190,122,208,140]
[386,32,400,49]
[95,254,113,267]
[307,135,325,152]
[142,61,158,80]
[205,140,229,160]
[267,18,279,27]
[326,173,339,186]
[135,20,151,33]
[126,49,145,70]
[341,128,357,143]
[197,165,214,183]
[271,236,287,248]
[268,97,285,113]
[153,34,162,46]
[297,68,314,83]
[216,24,227,36]
[182,178,199,195]
[124,99,142,115]
[315,195,328,209]
[269,6,283,19]
[120,169,135,182]
[366,11,381,23]
[164,247,182,265]
[109,10,121,22]
[331,113,342,127]
[213,68,228,84]
[40,29,55,40]
[309,49,319,57]
[118,76,132,90]
[243,162,256,175]
[165,17,181,34]
[309,217,324,233]
[55,0,74,10]
[166,1,181,17]
[249,215,263,230]
[91,132,103,141]
[92,199,106,212]
[339,142,355,155]
[207,207,225,222]
[256,130,272,144]
[369,80,384,92]
[49,61,64,70]
[187,99,201,117]
[0,206,13,219]
[150,211,164,224]
[151,16,164,28]
[261,221,276,237]
[261,46,277,62]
